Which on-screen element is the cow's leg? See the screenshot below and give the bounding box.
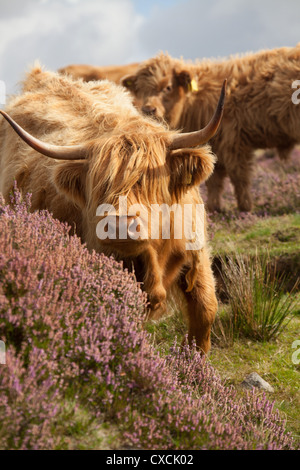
[180,249,218,354]
[162,252,185,291]
[205,163,227,212]
[227,155,253,212]
[276,143,294,161]
[142,246,167,318]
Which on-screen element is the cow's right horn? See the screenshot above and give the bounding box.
[169,79,227,150]
[0,110,86,160]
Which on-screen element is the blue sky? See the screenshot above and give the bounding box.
[0,0,300,96]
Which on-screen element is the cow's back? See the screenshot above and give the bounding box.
[0,65,138,229]
[58,62,140,84]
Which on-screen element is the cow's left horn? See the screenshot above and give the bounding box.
[169,79,227,150]
[0,110,86,160]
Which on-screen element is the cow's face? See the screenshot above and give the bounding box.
[122,61,194,128]
[50,139,216,256]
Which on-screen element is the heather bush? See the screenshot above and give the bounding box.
[0,188,147,448]
[0,188,296,449]
[253,149,300,217]
[0,346,61,449]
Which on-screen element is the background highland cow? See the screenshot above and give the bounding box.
[121,47,300,212]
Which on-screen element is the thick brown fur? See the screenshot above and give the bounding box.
[0,65,218,354]
[122,47,300,212]
[58,62,139,84]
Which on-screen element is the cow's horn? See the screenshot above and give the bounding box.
[0,110,86,160]
[169,79,227,150]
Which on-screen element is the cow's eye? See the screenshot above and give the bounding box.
[165,85,172,92]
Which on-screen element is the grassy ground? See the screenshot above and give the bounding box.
[211,213,300,258]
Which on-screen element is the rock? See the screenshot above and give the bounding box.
[241,372,274,393]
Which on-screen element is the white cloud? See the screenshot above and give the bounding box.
[138,0,300,60]
[1,0,300,96]
[0,0,144,94]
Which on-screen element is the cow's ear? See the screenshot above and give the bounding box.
[52,160,88,209]
[168,147,215,197]
[121,74,137,92]
[175,70,192,92]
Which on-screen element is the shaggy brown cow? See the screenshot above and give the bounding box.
[0,65,226,354]
[122,47,300,212]
[58,62,139,84]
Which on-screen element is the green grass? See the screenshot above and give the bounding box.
[211,214,300,259]
[53,401,123,450]
[213,212,300,442]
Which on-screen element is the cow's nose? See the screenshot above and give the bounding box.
[142,105,157,116]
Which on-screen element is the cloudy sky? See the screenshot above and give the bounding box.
[1,0,300,98]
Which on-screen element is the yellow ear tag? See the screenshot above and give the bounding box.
[185,173,193,185]
[190,79,198,92]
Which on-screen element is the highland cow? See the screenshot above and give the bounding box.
[122,47,300,212]
[58,62,139,84]
[0,65,226,353]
